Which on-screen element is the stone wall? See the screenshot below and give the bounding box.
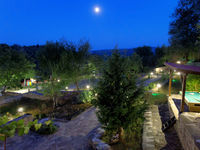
[142,105,166,150]
[168,96,200,150]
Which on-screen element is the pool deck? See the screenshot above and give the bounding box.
[168,95,200,150]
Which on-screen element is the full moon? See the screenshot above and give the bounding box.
[94,7,100,13]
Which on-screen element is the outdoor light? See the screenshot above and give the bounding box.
[18,107,24,113]
[157,83,161,92]
[177,72,181,75]
[65,86,68,90]
[86,85,90,89]
[157,83,161,88]
[177,61,181,64]
[57,79,60,82]
[150,72,153,75]
[95,93,98,96]
[156,68,159,72]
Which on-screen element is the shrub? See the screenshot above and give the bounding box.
[186,74,200,91]
[79,90,94,103]
[33,120,57,135]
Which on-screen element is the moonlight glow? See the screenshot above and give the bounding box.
[94,7,100,13]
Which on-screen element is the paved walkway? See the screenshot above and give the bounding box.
[0,107,99,150]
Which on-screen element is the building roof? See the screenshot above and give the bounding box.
[165,62,200,75]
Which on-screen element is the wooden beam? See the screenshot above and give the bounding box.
[180,74,187,112]
[169,69,173,96]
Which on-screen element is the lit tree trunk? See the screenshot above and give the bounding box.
[75,80,79,91]
[119,127,124,143]
[1,86,6,96]
[4,136,6,150]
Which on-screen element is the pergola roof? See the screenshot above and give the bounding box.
[165,62,200,75]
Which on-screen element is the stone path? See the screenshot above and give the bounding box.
[0,107,100,150]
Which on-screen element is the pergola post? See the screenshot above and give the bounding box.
[180,74,187,112]
[169,69,173,96]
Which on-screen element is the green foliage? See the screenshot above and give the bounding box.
[169,0,200,60]
[79,90,94,103]
[0,114,41,142]
[127,53,143,74]
[93,50,147,134]
[0,44,33,91]
[186,74,200,91]
[135,46,155,68]
[61,40,90,90]
[145,93,168,105]
[155,45,168,66]
[34,120,57,135]
[144,82,155,91]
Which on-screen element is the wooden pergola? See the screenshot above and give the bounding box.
[165,62,200,112]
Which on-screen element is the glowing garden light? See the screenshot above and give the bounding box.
[150,72,154,75]
[86,85,90,89]
[95,93,98,96]
[157,83,161,92]
[57,79,60,82]
[157,83,161,88]
[177,72,181,75]
[177,61,181,64]
[18,107,24,113]
[65,86,68,90]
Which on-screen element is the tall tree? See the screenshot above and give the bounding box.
[62,40,90,90]
[0,44,33,94]
[37,42,65,109]
[135,46,154,68]
[93,50,147,142]
[169,0,200,60]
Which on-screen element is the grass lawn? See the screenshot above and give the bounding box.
[145,76,182,105]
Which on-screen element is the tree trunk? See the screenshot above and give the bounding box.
[52,96,57,110]
[4,136,6,150]
[75,80,79,91]
[119,127,124,143]
[1,86,6,96]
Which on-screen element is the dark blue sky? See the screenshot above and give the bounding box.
[0,0,178,50]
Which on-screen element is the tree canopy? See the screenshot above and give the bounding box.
[169,0,200,60]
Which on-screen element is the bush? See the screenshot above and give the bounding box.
[33,120,57,135]
[79,90,94,103]
[186,74,200,91]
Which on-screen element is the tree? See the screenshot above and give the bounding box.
[93,50,147,142]
[0,44,33,95]
[127,53,143,74]
[37,42,65,109]
[61,40,90,90]
[155,45,168,66]
[169,0,200,60]
[134,46,155,68]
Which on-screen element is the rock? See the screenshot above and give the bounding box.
[88,127,111,150]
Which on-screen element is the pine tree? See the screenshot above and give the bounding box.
[93,50,147,142]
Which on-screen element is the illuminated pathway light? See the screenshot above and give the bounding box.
[18,107,24,113]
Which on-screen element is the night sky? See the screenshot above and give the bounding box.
[0,0,178,50]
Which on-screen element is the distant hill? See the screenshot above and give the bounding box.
[90,47,156,57]
[90,48,134,57]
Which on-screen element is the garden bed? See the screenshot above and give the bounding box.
[0,91,92,121]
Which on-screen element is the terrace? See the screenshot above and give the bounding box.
[165,62,200,150]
